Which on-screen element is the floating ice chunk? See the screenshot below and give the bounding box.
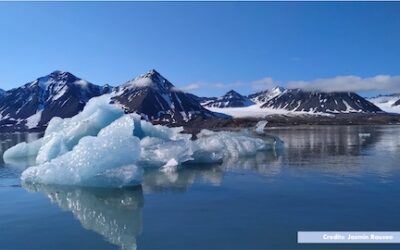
[132,117,193,166]
[3,138,43,161]
[133,117,190,141]
[255,120,268,134]
[4,95,123,164]
[21,116,141,186]
[160,159,179,173]
[192,130,268,163]
[6,95,279,187]
[139,137,193,166]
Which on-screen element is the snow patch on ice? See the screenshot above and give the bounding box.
[161,159,179,173]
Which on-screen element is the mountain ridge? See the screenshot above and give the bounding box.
[111,69,218,124]
[260,88,382,114]
[1,69,398,132]
[202,89,254,108]
[0,71,110,131]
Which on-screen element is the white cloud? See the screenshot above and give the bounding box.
[287,75,400,93]
[180,74,400,95]
[251,77,276,91]
[180,81,246,92]
[181,77,278,93]
[180,83,201,91]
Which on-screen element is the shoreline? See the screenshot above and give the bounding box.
[1,113,400,134]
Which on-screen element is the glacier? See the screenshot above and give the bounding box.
[3,95,279,187]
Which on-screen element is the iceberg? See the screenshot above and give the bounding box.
[3,95,280,187]
[21,115,141,186]
[3,95,123,164]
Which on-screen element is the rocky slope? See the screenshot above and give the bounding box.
[111,69,218,124]
[0,71,110,131]
[203,90,254,108]
[248,86,285,104]
[260,88,382,114]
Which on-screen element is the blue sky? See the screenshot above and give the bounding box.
[0,2,399,97]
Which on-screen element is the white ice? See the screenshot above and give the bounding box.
[255,120,268,134]
[21,115,141,186]
[3,95,123,164]
[3,95,278,187]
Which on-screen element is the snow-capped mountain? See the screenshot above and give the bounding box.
[0,71,110,131]
[186,93,217,105]
[111,69,217,123]
[248,86,285,104]
[0,89,5,102]
[203,90,254,108]
[367,93,400,113]
[261,89,382,113]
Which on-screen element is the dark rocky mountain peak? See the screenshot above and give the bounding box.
[248,86,286,104]
[203,90,254,108]
[111,70,218,124]
[121,69,174,93]
[261,89,382,114]
[0,71,108,131]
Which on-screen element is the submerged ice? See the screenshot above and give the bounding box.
[3,95,279,186]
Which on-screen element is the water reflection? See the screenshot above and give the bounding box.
[142,165,224,192]
[266,125,400,177]
[220,150,282,176]
[5,126,400,249]
[23,184,143,250]
[141,149,283,193]
[268,125,383,158]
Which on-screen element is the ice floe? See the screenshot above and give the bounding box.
[3,95,280,186]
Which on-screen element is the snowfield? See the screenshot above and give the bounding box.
[368,95,400,114]
[207,103,334,118]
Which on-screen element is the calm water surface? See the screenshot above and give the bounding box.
[0,126,400,249]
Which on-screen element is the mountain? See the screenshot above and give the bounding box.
[248,86,285,104]
[111,69,217,123]
[186,93,217,106]
[367,93,400,113]
[0,89,5,101]
[261,89,382,113]
[0,71,110,131]
[203,90,254,108]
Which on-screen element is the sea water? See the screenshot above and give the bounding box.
[0,126,400,249]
